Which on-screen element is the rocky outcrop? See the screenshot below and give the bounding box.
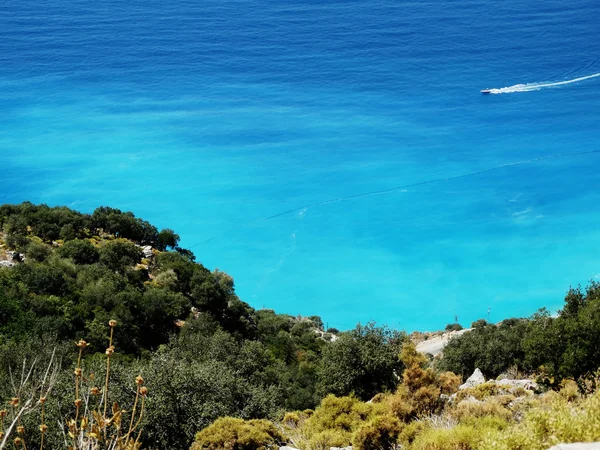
[415,328,472,356]
[456,368,539,394]
[496,378,538,392]
[0,250,25,267]
[459,368,485,389]
[546,444,600,449]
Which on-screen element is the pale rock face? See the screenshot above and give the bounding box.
[546,443,600,449]
[496,378,539,392]
[459,368,485,390]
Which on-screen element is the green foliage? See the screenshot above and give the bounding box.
[440,318,527,379]
[157,228,180,251]
[297,395,376,448]
[480,388,600,450]
[352,414,403,450]
[445,323,463,332]
[98,239,143,272]
[317,322,407,400]
[58,239,99,264]
[191,417,283,450]
[26,240,52,262]
[410,416,508,450]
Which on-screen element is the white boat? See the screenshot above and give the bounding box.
[481,89,492,94]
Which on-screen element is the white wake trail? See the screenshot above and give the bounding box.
[487,72,600,94]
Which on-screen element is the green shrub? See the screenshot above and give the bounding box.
[449,399,512,422]
[438,372,462,395]
[26,241,52,262]
[191,417,283,450]
[480,388,600,450]
[352,414,403,450]
[58,238,99,264]
[445,323,463,332]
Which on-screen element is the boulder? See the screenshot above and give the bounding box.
[457,395,481,406]
[141,246,153,259]
[459,368,485,390]
[496,378,538,391]
[546,444,600,450]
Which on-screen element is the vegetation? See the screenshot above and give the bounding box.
[3,202,600,450]
[440,282,600,384]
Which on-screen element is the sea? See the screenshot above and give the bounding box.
[1,0,600,331]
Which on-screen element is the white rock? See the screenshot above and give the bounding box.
[279,447,301,450]
[496,379,538,391]
[459,368,485,390]
[415,328,472,356]
[457,395,482,405]
[546,443,600,450]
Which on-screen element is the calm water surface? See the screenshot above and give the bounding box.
[1,0,600,330]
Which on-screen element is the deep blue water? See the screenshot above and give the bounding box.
[1,0,600,331]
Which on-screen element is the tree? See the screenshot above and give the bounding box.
[317,323,407,400]
[98,240,143,272]
[58,239,99,265]
[157,228,180,251]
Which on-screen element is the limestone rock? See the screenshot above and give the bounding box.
[459,368,485,390]
[496,378,538,392]
[457,395,481,406]
[546,443,600,450]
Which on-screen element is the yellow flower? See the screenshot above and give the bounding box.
[76,339,88,349]
[105,346,115,356]
[109,319,117,327]
[9,397,19,407]
[74,368,83,377]
[90,386,101,396]
[140,387,149,396]
[39,424,48,433]
[17,425,25,434]
[39,396,47,404]
[74,398,82,408]
[135,375,144,386]
[0,409,7,417]
[13,437,22,447]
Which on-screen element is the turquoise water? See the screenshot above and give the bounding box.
[1,0,600,331]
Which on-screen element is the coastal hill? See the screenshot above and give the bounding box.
[1,202,600,450]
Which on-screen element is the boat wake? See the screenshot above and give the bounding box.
[483,72,600,94]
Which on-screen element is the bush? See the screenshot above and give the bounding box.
[449,399,512,422]
[293,395,376,449]
[99,239,142,272]
[58,239,99,264]
[411,416,507,450]
[191,417,283,450]
[352,414,403,450]
[438,372,462,395]
[26,241,52,262]
[480,388,600,450]
[445,323,463,332]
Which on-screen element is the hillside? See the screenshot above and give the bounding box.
[2,202,600,450]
